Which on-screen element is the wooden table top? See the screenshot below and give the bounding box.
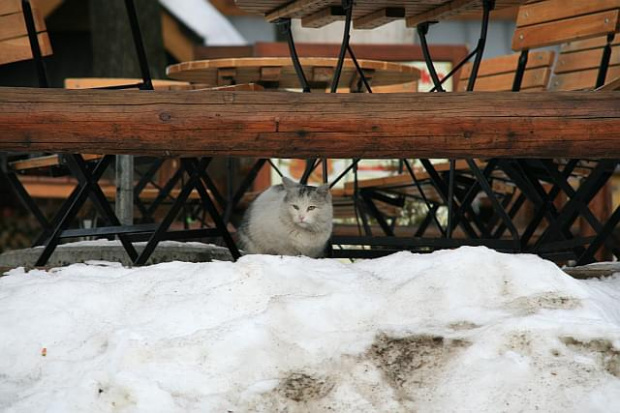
[166,57,421,90]
[235,0,526,29]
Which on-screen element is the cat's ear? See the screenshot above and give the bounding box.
[316,183,330,197]
[282,176,297,190]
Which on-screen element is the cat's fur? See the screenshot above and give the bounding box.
[237,177,333,257]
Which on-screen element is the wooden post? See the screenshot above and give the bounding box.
[89,0,166,225]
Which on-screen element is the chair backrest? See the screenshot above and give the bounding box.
[550,35,620,90]
[0,0,52,66]
[458,50,555,91]
[512,0,620,51]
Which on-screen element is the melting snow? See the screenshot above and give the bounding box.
[1,246,619,412]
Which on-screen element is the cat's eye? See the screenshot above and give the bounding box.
[292,205,299,210]
[307,206,316,211]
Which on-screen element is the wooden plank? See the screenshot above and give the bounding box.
[301,6,345,28]
[9,154,102,171]
[516,0,620,28]
[407,0,475,27]
[0,32,52,65]
[550,65,620,90]
[265,0,333,22]
[64,78,194,90]
[202,83,265,91]
[561,36,620,53]
[555,45,620,74]
[1,87,619,159]
[460,50,555,79]
[0,0,21,15]
[458,67,552,91]
[512,10,620,51]
[0,10,46,42]
[354,8,405,30]
[371,81,418,93]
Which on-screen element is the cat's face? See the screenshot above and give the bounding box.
[282,177,332,229]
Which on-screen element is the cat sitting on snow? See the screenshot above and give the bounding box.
[237,177,333,258]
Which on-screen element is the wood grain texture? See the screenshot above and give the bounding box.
[516,0,620,28]
[166,57,420,89]
[460,50,554,78]
[1,87,619,159]
[246,0,526,24]
[0,10,46,42]
[512,10,620,51]
[0,32,52,65]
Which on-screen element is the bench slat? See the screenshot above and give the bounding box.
[550,65,620,90]
[0,10,46,42]
[460,50,554,79]
[459,67,551,91]
[512,9,620,50]
[0,32,52,65]
[516,0,620,28]
[555,44,620,74]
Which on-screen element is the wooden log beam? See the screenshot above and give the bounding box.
[0,87,619,159]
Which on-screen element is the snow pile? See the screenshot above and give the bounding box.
[1,247,619,412]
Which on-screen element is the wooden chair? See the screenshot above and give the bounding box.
[0,0,51,74]
[512,0,620,90]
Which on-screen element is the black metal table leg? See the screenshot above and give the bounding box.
[64,154,139,261]
[466,0,495,92]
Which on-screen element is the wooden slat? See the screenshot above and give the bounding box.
[459,67,552,91]
[555,45,620,74]
[516,0,620,28]
[561,36,620,53]
[460,50,554,79]
[0,32,52,65]
[0,0,21,15]
[301,6,345,28]
[266,0,333,22]
[1,87,619,159]
[202,83,265,91]
[512,10,620,51]
[64,78,194,90]
[0,10,46,42]
[354,8,405,30]
[9,154,102,171]
[550,65,620,90]
[406,0,524,28]
[371,81,418,93]
[240,0,526,22]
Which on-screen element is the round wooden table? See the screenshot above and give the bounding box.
[166,57,420,92]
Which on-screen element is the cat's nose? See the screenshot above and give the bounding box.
[300,216,305,222]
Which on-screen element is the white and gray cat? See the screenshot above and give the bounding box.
[237,177,333,258]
